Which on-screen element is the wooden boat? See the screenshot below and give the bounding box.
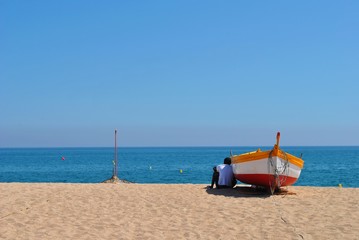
[231,132,304,193]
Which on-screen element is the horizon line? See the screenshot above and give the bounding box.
[1,145,358,149]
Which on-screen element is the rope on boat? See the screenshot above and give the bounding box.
[268,150,277,194]
[279,151,290,186]
[267,149,290,194]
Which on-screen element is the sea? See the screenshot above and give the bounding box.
[0,147,358,187]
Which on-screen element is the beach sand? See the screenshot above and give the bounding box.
[0,183,358,240]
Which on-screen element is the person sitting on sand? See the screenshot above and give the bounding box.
[211,157,236,189]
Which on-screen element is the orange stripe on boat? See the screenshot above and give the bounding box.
[231,147,304,169]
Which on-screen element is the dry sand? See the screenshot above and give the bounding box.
[0,183,358,240]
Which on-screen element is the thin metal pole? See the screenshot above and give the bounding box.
[114,129,118,177]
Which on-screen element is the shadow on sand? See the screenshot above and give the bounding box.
[205,185,296,198]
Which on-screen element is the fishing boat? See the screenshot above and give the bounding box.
[231,132,304,193]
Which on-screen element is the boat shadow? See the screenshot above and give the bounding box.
[205,185,272,198]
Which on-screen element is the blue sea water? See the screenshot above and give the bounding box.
[0,147,358,187]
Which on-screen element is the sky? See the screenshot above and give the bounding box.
[1,1,358,147]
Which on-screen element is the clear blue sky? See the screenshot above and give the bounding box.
[1,1,358,147]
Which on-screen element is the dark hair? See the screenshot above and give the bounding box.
[224,157,231,165]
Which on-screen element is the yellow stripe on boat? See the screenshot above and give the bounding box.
[231,146,304,169]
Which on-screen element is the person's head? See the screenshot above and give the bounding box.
[224,157,231,165]
[213,166,217,172]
